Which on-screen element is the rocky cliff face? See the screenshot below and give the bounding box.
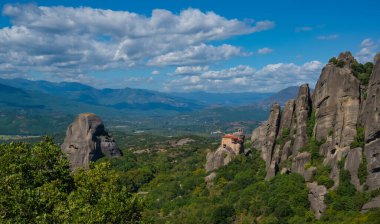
[251,85,312,179]
[61,113,121,169]
[251,103,281,179]
[249,51,380,218]
[313,52,360,150]
[361,53,380,190]
[291,84,312,154]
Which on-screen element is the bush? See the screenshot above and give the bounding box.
[211,204,235,224]
[358,154,368,185]
[351,61,373,86]
[329,57,338,65]
[312,165,334,189]
[336,60,345,68]
[351,126,365,148]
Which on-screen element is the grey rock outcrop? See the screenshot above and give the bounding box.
[280,140,292,163]
[251,103,281,177]
[248,51,380,219]
[278,100,295,138]
[307,182,327,220]
[252,104,281,167]
[345,147,363,191]
[362,53,380,190]
[291,84,312,154]
[61,113,121,169]
[205,172,217,185]
[205,147,236,172]
[313,52,360,148]
[361,196,380,213]
[324,146,349,188]
[291,152,311,178]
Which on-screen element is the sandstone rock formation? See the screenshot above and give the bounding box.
[61,113,121,169]
[344,147,363,191]
[307,182,327,220]
[252,85,312,179]
[248,51,380,218]
[291,84,312,154]
[205,147,236,172]
[251,103,280,178]
[205,129,245,172]
[313,52,360,149]
[291,152,310,173]
[361,53,380,190]
[278,99,295,138]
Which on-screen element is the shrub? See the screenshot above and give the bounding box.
[336,60,345,68]
[329,57,338,65]
[351,61,373,86]
[306,111,316,138]
[358,154,368,185]
[351,126,365,148]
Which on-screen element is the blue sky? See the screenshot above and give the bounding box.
[0,0,379,92]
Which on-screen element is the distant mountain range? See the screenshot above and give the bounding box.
[0,78,202,111]
[0,78,299,135]
[257,86,300,108]
[174,91,273,105]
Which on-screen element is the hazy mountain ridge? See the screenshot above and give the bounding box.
[0,78,203,110]
[0,78,299,135]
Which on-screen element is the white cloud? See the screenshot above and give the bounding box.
[0,4,274,81]
[201,65,255,79]
[148,44,245,66]
[173,66,209,75]
[151,70,160,75]
[317,34,338,40]
[295,26,313,32]
[257,47,273,55]
[355,38,379,63]
[165,61,323,92]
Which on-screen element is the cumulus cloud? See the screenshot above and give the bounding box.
[355,38,379,63]
[0,4,274,81]
[148,44,245,66]
[165,61,323,93]
[257,47,273,55]
[173,66,209,75]
[317,34,338,40]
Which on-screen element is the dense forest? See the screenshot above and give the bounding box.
[1,135,380,223]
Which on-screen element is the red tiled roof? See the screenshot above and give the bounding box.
[223,134,242,141]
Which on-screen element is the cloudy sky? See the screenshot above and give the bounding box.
[0,0,379,93]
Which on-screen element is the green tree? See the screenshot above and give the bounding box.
[0,138,143,223]
[0,137,73,223]
[55,162,143,223]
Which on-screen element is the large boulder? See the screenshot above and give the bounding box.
[205,146,237,172]
[307,182,327,220]
[361,196,380,213]
[61,113,121,169]
[313,52,360,148]
[361,53,380,190]
[291,152,311,177]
